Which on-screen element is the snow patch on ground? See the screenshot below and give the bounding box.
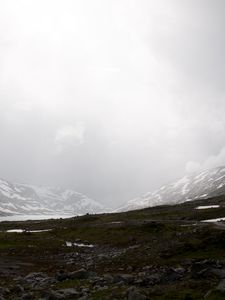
[195,205,220,210]
[6,229,24,233]
[198,194,208,198]
[66,241,94,248]
[6,229,52,233]
[217,183,224,189]
[202,217,225,223]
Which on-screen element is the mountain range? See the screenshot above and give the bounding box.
[0,178,105,216]
[117,166,225,212]
[2,166,225,216]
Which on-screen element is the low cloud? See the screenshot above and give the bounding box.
[186,147,225,174]
[55,123,85,153]
[185,161,201,174]
[0,1,225,205]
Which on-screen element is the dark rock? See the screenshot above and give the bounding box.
[0,288,9,297]
[191,262,211,279]
[172,267,185,275]
[42,290,64,300]
[127,266,133,272]
[209,268,225,279]
[103,274,114,283]
[81,287,89,294]
[181,259,194,267]
[56,271,70,282]
[96,286,108,291]
[162,269,183,282]
[204,290,213,298]
[22,272,56,289]
[114,274,134,285]
[21,293,34,300]
[142,266,151,272]
[25,272,48,282]
[127,287,147,300]
[141,273,162,286]
[69,269,94,280]
[57,289,79,299]
[217,279,225,293]
[10,284,24,294]
[75,239,82,243]
[43,288,79,300]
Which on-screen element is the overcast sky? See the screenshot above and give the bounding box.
[0,0,225,207]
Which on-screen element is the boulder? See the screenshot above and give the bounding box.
[114,274,135,285]
[69,269,94,280]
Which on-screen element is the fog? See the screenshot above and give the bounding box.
[0,0,225,207]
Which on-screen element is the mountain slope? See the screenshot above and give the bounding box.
[118,166,225,212]
[0,178,104,216]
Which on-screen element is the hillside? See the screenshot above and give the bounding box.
[118,166,225,212]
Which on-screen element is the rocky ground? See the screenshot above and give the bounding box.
[2,196,225,299]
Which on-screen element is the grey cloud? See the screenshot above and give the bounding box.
[0,1,225,207]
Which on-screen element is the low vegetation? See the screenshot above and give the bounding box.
[1,196,225,299]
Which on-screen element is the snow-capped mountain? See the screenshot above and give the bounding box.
[0,178,105,216]
[118,166,225,212]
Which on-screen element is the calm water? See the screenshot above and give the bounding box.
[0,214,74,222]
